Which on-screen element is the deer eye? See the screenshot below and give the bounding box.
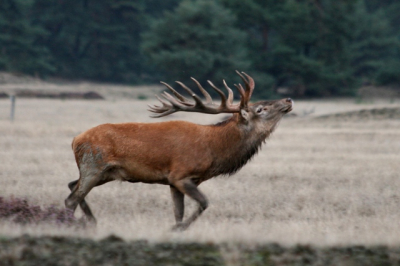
[256,106,263,114]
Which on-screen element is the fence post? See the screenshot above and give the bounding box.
[10,95,15,122]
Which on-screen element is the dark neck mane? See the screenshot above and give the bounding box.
[216,137,265,176]
[209,115,268,177]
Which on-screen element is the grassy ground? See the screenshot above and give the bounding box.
[1,77,400,249]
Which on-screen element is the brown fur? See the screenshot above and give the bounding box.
[65,82,293,230]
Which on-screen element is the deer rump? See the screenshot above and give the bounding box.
[65,71,293,231]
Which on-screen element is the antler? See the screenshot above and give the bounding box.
[148,71,255,118]
[235,70,254,109]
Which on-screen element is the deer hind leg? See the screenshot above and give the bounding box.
[65,170,111,223]
[67,179,96,222]
[171,179,208,231]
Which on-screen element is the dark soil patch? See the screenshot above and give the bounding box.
[0,235,399,266]
[14,90,104,100]
[0,235,223,266]
[316,107,400,121]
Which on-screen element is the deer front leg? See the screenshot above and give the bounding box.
[171,179,208,231]
[170,185,184,224]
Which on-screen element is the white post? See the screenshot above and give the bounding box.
[10,95,15,122]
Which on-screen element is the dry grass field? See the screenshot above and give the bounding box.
[1,76,400,249]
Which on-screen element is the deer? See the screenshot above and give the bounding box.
[65,71,293,231]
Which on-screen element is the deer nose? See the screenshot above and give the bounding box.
[286,98,292,103]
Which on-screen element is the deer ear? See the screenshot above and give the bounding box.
[240,109,250,121]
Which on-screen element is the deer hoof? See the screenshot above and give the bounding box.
[171,222,188,232]
[86,216,97,225]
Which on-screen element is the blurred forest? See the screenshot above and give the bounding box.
[1,0,399,97]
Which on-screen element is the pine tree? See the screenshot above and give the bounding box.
[221,0,359,97]
[31,0,146,82]
[0,0,54,75]
[141,0,249,92]
[348,0,400,86]
[362,0,400,86]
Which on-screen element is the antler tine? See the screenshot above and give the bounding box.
[160,81,190,103]
[235,70,254,105]
[175,81,206,108]
[154,95,171,109]
[147,96,171,112]
[223,80,234,105]
[191,77,212,104]
[207,80,229,108]
[149,108,176,118]
[147,95,176,117]
[234,83,247,108]
[240,71,255,101]
[162,91,188,108]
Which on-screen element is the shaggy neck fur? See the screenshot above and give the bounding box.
[208,114,279,177]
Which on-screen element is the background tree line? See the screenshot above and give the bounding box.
[1,0,399,97]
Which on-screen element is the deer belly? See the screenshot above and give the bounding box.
[113,161,170,185]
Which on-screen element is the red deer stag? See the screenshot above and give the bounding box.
[65,71,293,230]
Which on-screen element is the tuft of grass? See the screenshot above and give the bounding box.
[137,94,148,100]
[354,95,374,104]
